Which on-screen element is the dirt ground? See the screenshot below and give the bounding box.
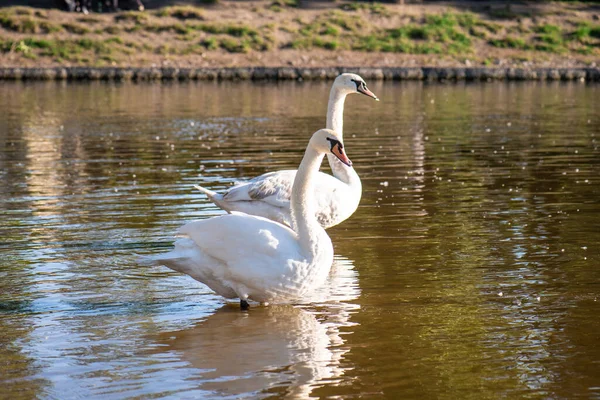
[1,1,599,68]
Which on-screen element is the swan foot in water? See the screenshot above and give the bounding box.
[240,299,250,310]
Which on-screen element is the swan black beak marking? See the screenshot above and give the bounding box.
[327,138,352,167]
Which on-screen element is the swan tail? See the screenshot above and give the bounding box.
[193,184,218,198]
[194,184,233,214]
[139,252,193,276]
[142,238,203,275]
[137,254,161,267]
[143,238,238,299]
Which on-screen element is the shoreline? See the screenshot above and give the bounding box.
[1,66,599,81]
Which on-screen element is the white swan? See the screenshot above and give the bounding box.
[145,257,360,397]
[149,129,352,308]
[195,73,378,229]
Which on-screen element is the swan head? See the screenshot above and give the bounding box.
[333,73,379,101]
[310,129,352,167]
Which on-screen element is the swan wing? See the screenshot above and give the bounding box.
[222,170,349,208]
[179,213,302,267]
[222,170,296,208]
[220,169,356,229]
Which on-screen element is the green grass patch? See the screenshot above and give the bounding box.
[173,23,192,35]
[105,37,124,45]
[366,13,472,54]
[455,12,478,29]
[62,22,90,34]
[425,13,457,29]
[144,22,191,34]
[149,22,260,37]
[202,37,219,50]
[328,12,363,33]
[291,37,340,50]
[469,26,487,39]
[22,38,53,49]
[354,34,443,54]
[0,38,51,55]
[155,44,175,55]
[219,37,249,53]
[487,5,530,20]
[575,46,594,55]
[321,24,339,36]
[331,12,475,55]
[40,21,62,33]
[589,25,600,39]
[103,25,121,34]
[114,11,148,24]
[0,6,34,17]
[77,16,102,24]
[534,24,565,52]
[534,42,564,52]
[0,14,44,33]
[475,20,502,34]
[339,2,390,16]
[294,11,363,48]
[269,0,298,12]
[535,23,561,36]
[222,25,258,37]
[573,23,592,41]
[405,26,427,40]
[198,25,271,52]
[0,37,126,63]
[488,36,530,49]
[155,6,205,20]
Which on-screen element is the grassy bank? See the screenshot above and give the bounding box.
[1,1,599,68]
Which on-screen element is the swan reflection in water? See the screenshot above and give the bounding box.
[148,255,360,398]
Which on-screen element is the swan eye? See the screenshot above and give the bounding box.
[326,137,341,150]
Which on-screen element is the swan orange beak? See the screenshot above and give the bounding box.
[331,142,352,167]
[358,86,379,101]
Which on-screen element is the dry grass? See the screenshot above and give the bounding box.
[0,1,598,67]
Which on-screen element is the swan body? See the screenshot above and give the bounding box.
[194,169,353,228]
[195,73,378,229]
[150,129,352,305]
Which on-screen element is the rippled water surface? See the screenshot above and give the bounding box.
[1,80,599,399]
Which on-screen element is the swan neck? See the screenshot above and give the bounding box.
[291,146,325,256]
[326,88,347,136]
[326,88,354,181]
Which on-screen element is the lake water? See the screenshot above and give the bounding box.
[1,80,599,399]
